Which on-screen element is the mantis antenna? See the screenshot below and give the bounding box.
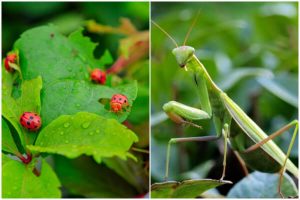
[183,10,201,46]
[152,20,178,47]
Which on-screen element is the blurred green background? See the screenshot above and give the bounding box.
[2,2,149,198]
[151,2,298,196]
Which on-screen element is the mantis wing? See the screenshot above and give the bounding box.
[221,93,298,178]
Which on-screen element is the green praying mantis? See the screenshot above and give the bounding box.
[152,16,298,198]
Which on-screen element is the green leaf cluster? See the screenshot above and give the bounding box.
[2,25,139,198]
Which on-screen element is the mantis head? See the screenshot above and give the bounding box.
[152,12,200,70]
[172,46,195,68]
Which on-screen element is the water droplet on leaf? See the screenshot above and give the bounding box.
[60,131,64,135]
[65,140,69,144]
[89,131,94,136]
[81,122,90,129]
[96,129,100,133]
[64,122,70,128]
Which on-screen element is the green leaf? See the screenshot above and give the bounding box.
[2,76,43,147]
[2,118,19,154]
[14,25,111,86]
[2,154,61,198]
[257,73,298,108]
[227,172,298,198]
[54,155,136,198]
[14,26,85,85]
[27,112,138,163]
[151,179,232,198]
[41,80,137,126]
[217,68,273,91]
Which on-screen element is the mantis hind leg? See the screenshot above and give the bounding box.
[242,120,298,198]
[278,120,298,198]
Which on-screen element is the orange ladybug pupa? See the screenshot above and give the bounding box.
[110,94,129,113]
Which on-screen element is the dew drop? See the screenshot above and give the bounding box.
[89,131,94,136]
[96,129,100,133]
[65,140,69,144]
[64,122,70,128]
[81,122,90,129]
[60,131,64,136]
[76,103,81,108]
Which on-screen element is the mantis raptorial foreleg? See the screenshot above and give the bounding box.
[163,101,230,181]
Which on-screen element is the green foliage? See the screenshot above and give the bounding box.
[2,118,19,154]
[2,154,61,198]
[2,3,149,196]
[227,172,298,198]
[28,112,138,162]
[53,155,137,198]
[2,76,42,147]
[151,2,298,198]
[151,179,231,198]
[14,26,137,126]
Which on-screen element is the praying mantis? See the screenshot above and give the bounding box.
[152,15,298,198]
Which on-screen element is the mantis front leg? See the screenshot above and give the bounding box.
[163,101,229,181]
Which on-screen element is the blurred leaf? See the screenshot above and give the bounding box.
[2,154,61,198]
[227,172,298,198]
[257,73,298,108]
[151,179,232,198]
[217,68,273,91]
[3,2,65,18]
[128,84,149,124]
[180,160,215,180]
[2,118,19,155]
[54,155,136,198]
[151,112,168,127]
[103,156,148,193]
[260,3,297,18]
[48,13,85,34]
[86,18,138,36]
[28,112,138,163]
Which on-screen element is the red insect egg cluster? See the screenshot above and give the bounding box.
[90,69,106,84]
[110,94,129,113]
[4,53,17,72]
[20,112,42,132]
